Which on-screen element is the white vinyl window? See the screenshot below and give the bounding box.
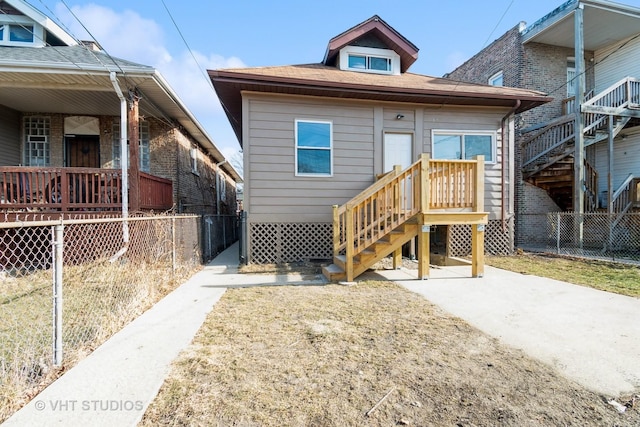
[0,15,40,46]
[24,117,50,166]
[432,131,495,163]
[339,46,400,75]
[489,71,503,86]
[295,120,333,176]
[112,120,150,172]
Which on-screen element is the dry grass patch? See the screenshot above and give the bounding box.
[486,252,640,297]
[141,281,639,426]
[0,260,199,423]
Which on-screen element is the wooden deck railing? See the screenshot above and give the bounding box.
[0,167,173,213]
[333,155,484,263]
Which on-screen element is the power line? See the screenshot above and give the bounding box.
[161,0,214,91]
[482,0,516,49]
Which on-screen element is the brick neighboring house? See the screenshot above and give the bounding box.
[445,0,640,249]
[0,0,241,218]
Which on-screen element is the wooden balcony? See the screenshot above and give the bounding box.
[0,167,173,214]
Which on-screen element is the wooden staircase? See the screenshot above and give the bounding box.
[322,155,488,282]
[521,77,639,211]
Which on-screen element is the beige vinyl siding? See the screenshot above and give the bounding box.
[246,95,375,222]
[0,105,21,165]
[422,107,506,219]
[245,93,512,223]
[594,35,640,93]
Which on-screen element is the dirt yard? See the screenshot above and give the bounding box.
[141,277,639,426]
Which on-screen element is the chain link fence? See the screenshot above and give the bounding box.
[201,214,239,263]
[518,212,640,265]
[0,214,203,422]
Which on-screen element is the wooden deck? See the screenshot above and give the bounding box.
[325,154,488,282]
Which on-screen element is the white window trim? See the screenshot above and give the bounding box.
[488,71,504,86]
[295,119,333,177]
[339,45,400,76]
[0,16,44,47]
[431,129,497,164]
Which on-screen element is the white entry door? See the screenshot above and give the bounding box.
[384,133,413,172]
[384,133,413,209]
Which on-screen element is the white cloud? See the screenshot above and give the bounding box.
[54,3,245,154]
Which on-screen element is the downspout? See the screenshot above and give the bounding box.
[501,99,520,234]
[110,72,129,259]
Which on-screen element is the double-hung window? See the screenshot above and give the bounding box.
[295,120,332,176]
[432,131,495,163]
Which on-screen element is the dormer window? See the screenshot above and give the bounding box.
[0,16,43,47]
[339,46,400,75]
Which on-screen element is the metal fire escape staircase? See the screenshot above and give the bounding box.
[521,77,639,211]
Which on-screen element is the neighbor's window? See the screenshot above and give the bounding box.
[488,71,503,87]
[295,120,332,176]
[112,120,150,172]
[24,116,50,166]
[432,131,494,163]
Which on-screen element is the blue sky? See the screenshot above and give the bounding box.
[28,0,640,162]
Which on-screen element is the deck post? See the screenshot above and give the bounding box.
[332,205,339,256]
[345,205,354,282]
[471,224,485,278]
[474,155,484,212]
[417,218,430,279]
[418,154,430,279]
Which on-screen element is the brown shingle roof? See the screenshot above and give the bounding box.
[209,63,552,146]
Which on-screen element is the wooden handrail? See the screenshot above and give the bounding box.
[332,156,483,263]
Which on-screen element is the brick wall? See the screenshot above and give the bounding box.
[516,182,561,247]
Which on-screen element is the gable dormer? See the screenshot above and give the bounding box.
[323,15,419,75]
[0,0,76,47]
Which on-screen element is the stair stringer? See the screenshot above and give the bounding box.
[323,220,419,282]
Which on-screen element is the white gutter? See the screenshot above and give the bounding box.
[110,71,129,246]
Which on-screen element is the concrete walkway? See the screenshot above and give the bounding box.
[4,248,639,426]
[3,243,327,427]
[366,264,640,397]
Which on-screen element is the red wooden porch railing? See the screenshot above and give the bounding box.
[0,167,173,213]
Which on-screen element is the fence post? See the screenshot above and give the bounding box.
[239,211,247,264]
[171,217,176,272]
[556,212,561,254]
[52,223,64,366]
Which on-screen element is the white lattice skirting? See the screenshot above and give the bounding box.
[249,219,514,264]
[249,222,333,264]
[448,218,515,257]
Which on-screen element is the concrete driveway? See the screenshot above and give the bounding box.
[368,264,640,398]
